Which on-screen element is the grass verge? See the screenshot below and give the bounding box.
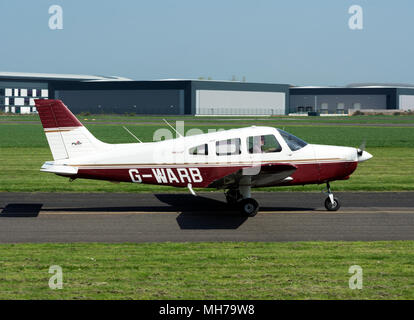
[0,241,412,299]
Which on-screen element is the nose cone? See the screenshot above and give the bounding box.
[357,150,373,162]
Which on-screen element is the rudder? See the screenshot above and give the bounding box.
[35,99,108,160]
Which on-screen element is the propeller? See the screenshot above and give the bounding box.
[356,139,373,162]
[357,139,366,157]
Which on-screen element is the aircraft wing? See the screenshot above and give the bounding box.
[208,162,297,189]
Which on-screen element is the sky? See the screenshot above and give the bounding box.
[1,0,413,85]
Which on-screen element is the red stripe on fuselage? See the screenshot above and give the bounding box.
[317,161,358,183]
[72,161,358,188]
[76,166,240,188]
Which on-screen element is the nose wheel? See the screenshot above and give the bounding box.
[325,197,340,211]
[324,182,341,211]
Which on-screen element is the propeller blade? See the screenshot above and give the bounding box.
[359,139,366,151]
[357,139,366,157]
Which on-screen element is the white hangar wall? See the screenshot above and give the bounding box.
[399,95,414,111]
[196,90,286,115]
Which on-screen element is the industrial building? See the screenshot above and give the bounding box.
[289,84,414,114]
[0,72,130,114]
[0,72,289,115]
[1,72,414,115]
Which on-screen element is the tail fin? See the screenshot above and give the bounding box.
[35,99,108,160]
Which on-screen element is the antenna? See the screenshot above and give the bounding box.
[123,126,142,143]
[163,119,183,138]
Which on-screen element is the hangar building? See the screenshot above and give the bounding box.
[0,72,129,114]
[0,72,290,115]
[52,80,289,115]
[289,84,414,114]
[2,72,414,115]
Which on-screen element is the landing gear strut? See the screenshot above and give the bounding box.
[324,182,340,211]
[225,189,242,205]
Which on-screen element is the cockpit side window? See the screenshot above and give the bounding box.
[216,138,241,156]
[277,129,308,151]
[247,135,282,154]
[189,144,208,155]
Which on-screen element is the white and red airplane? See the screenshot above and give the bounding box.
[35,99,372,216]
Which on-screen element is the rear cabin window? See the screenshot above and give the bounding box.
[216,138,241,156]
[189,144,208,155]
[247,135,282,154]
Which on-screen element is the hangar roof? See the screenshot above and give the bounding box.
[346,83,414,89]
[293,83,414,90]
[0,71,131,82]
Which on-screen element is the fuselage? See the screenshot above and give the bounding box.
[42,126,371,189]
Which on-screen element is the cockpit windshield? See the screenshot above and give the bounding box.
[277,129,308,151]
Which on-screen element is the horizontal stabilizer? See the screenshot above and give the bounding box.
[40,161,78,176]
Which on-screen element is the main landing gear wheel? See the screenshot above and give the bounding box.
[324,197,340,211]
[239,198,259,217]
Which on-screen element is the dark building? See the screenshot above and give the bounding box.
[2,72,414,116]
[0,72,290,115]
[50,80,290,115]
[0,72,126,114]
[289,84,414,114]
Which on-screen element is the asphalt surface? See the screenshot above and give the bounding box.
[1,120,414,127]
[0,192,413,243]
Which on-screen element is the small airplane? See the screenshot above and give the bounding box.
[35,99,372,216]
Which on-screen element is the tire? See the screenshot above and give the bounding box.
[239,198,259,217]
[324,197,340,211]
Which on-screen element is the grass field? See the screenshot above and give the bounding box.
[0,146,412,192]
[2,122,414,147]
[0,116,413,301]
[0,120,413,192]
[0,241,412,299]
[0,116,414,192]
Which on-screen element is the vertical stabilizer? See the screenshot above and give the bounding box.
[35,99,108,160]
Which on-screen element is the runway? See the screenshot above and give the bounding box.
[0,192,413,243]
